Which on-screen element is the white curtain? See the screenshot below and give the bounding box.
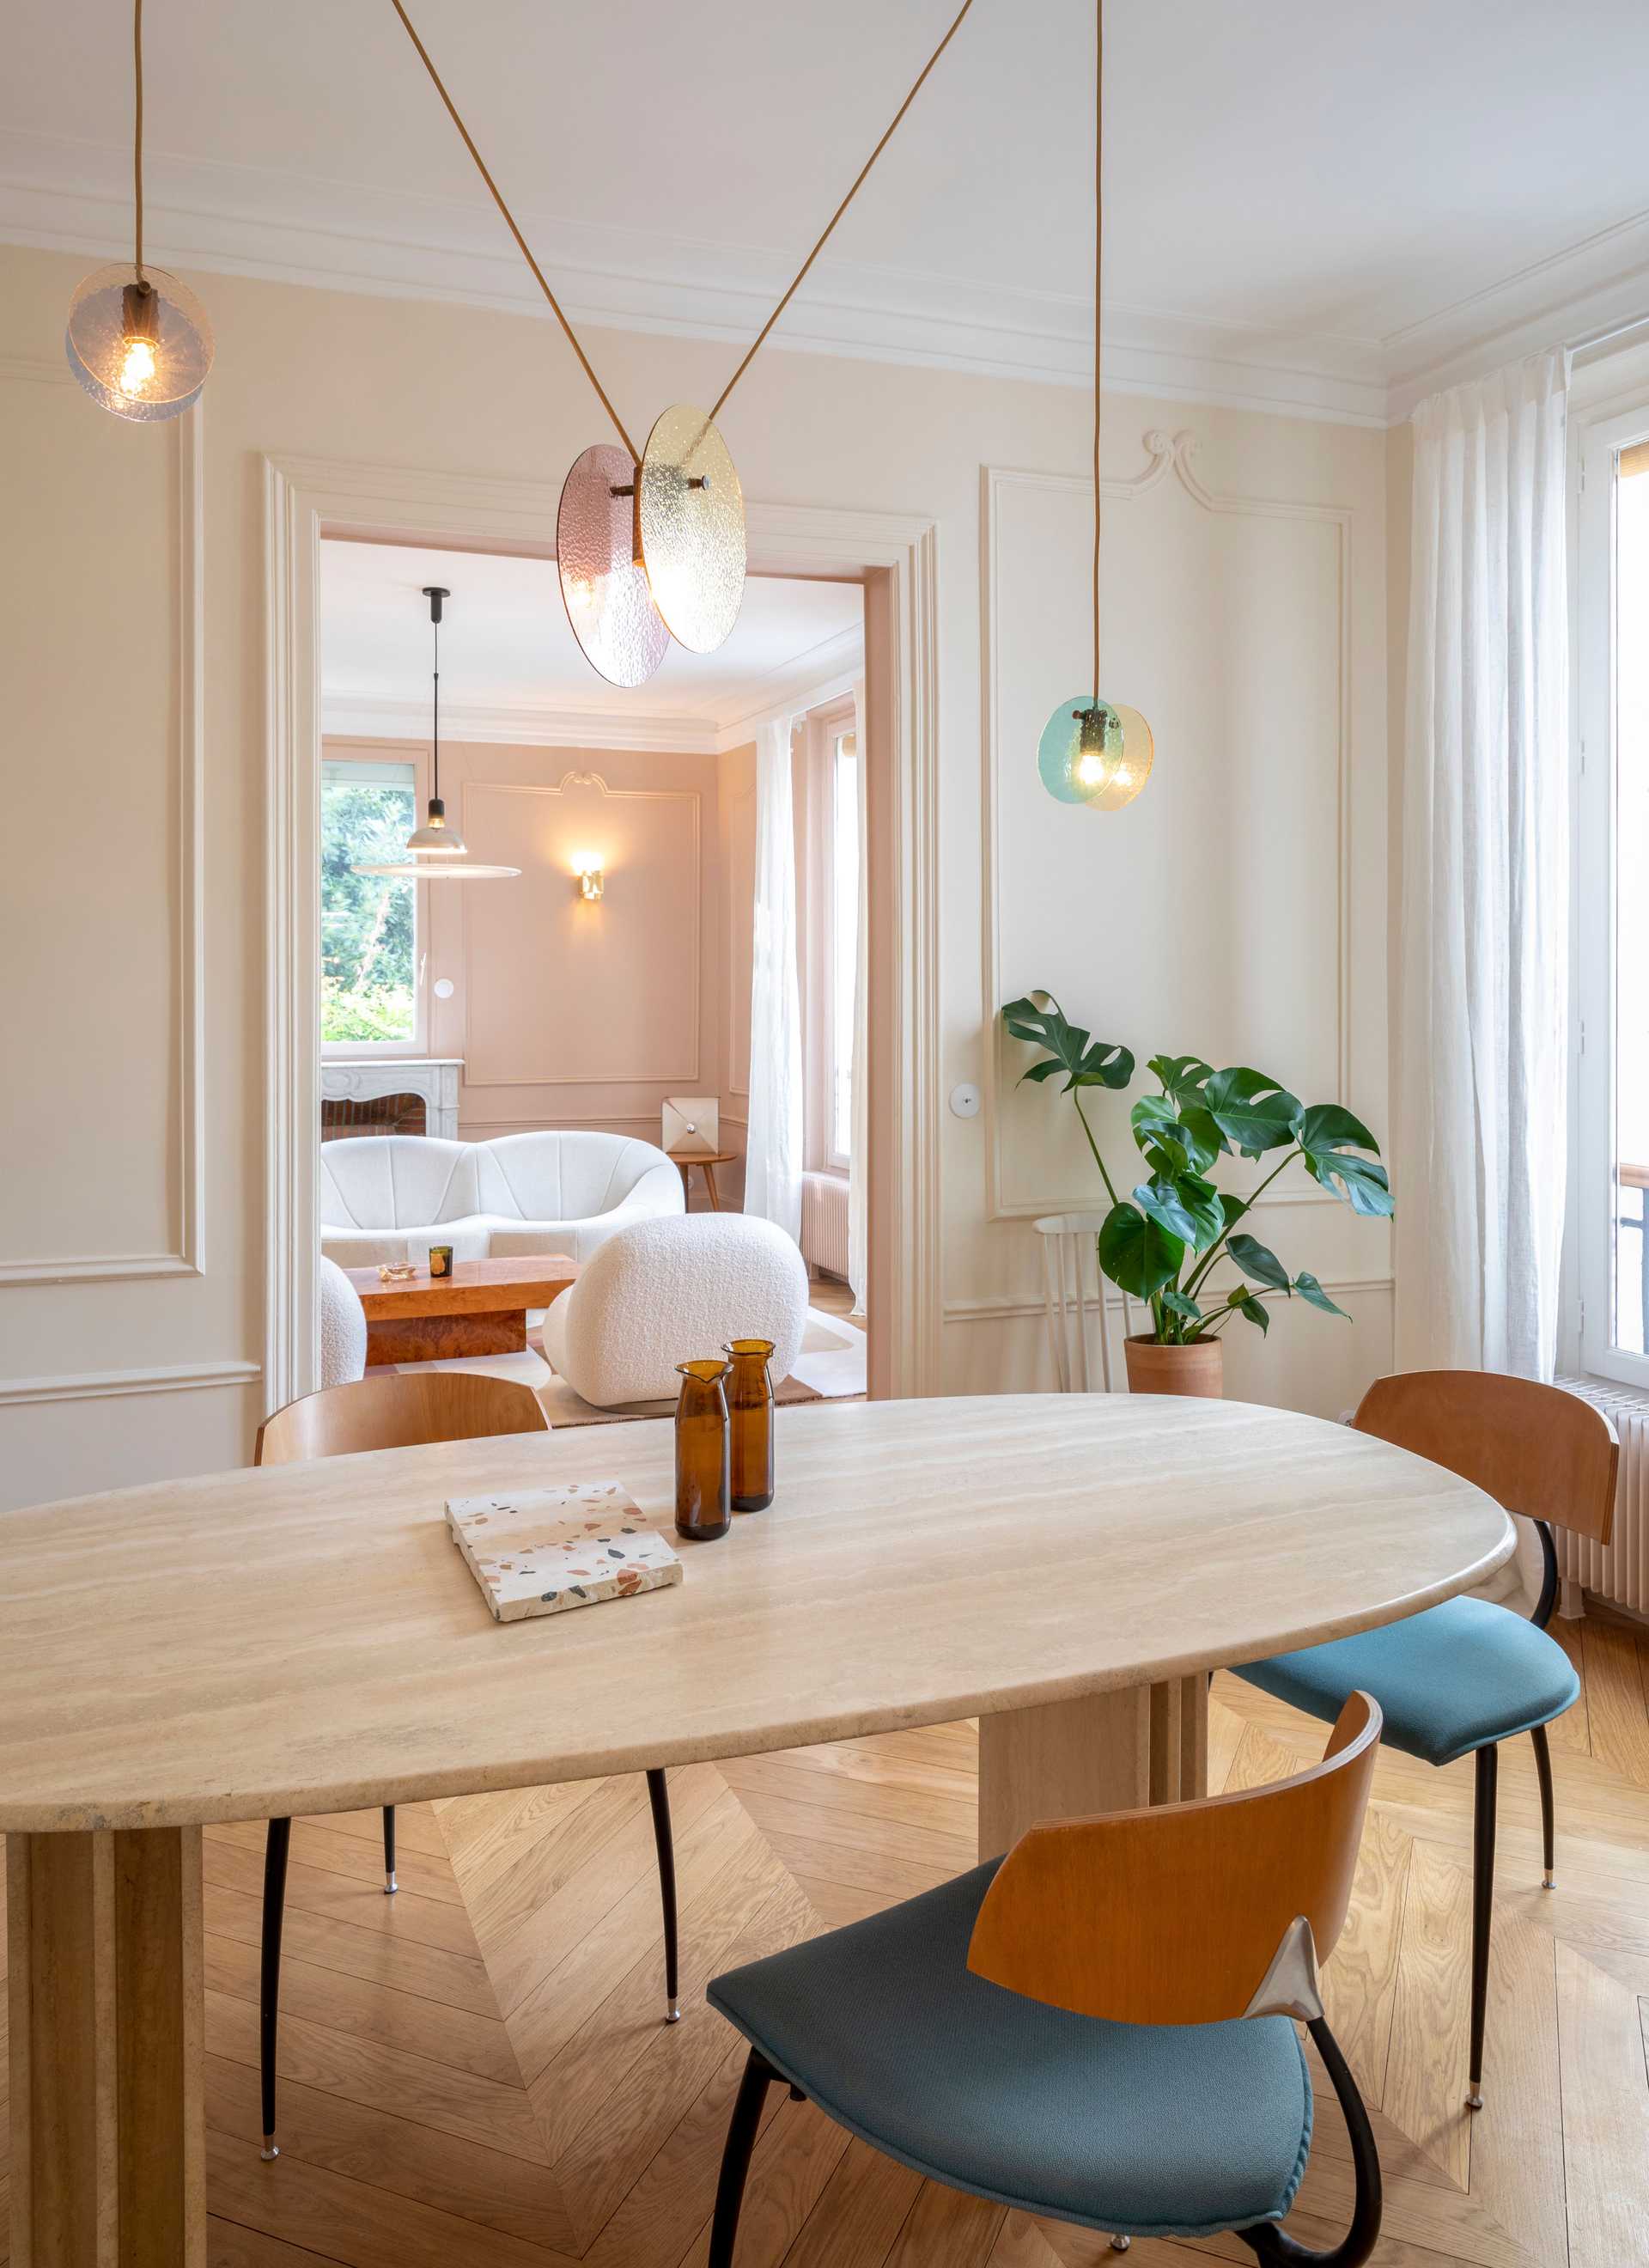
[744,715,804,1241]
[1396,347,1570,1384]
[846,676,870,1317]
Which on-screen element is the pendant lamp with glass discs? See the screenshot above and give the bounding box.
[353,588,521,883]
[1037,0,1153,813]
[66,0,213,422]
[388,0,976,689]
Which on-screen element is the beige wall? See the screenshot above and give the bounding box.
[0,240,1393,1507]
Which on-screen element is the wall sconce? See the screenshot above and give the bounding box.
[574,859,605,902]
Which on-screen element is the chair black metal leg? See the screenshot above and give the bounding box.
[708,2047,781,2268]
[1466,1743,1498,2109]
[383,1802,398,1893]
[1530,1723,1556,1889]
[260,1816,292,2161]
[1240,2015,1381,2267]
[647,1767,680,2022]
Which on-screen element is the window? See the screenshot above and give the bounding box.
[1576,411,1649,1384]
[319,754,424,1051]
[829,729,860,1166]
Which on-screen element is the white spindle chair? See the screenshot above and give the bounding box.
[1032,1212,1135,1392]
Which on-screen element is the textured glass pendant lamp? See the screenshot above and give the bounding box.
[65,0,214,423]
[1037,0,1153,812]
[353,588,521,883]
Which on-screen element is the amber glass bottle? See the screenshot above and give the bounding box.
[725,1338,776,1511]
[674,1359,732,1541]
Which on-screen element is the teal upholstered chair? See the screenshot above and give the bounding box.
[1233,1369,1617,2112]
[707,1694,1385,2266]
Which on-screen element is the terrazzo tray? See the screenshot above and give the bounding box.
[446,1480,682,1622]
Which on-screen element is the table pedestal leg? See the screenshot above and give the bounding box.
[9,1826,205,2266]
[978,1677,1210,1861]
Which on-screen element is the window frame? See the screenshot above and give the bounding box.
[1573,398,1649,1387]
[319,740,431,1059]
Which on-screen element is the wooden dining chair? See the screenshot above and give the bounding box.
[1232,1369,1618,2111]
[252,1370,684,2162]
[706,1694,1385,2265]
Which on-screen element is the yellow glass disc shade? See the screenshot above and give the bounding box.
[1037,694,1153,810]
[64,265,212,424]
[638,404,746,655]
[557,443,671,687]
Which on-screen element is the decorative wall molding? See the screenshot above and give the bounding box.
[979,433,1354,1228]
[0,1358,262,1411]
[21,130,1647,426]
[0,376,205,1287]
[267,457,941,1405]
[458,772,703,1088]
[942,1274,1394,1326]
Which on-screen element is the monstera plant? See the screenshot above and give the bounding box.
[1001,993,1394,1390]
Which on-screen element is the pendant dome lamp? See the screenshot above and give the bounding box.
[1037,0,1153,813]
[353,588,521,882]
[65,0,213,423]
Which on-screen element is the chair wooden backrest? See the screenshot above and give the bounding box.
[968,1692,1380,2025]
[1352,1370,1618,1547]
[255,1372,550,1465]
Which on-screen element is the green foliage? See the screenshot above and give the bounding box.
[320,774,417,1044]
[1001,990,1394,1346]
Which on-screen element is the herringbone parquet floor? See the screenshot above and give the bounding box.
[5,1618,1649,2265]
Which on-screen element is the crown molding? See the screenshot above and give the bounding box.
[6,125,1648,430]
[321,697,719,755]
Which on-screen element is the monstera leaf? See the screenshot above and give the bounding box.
[1001,995,1134,1094]
[1226,1233,1291,1290]
[1098,1202,1185,1298]
[1203,1067,1302,1158]
[1298,1104,1394,1217]
[1135,1172,1224,1253]
[1147,1054,1214,1111]
[1131,1095,1220,1179]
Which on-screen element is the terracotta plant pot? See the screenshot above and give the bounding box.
[1123,1333,1224,1399]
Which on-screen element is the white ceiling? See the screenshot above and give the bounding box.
[319,540,863,751]
[6,3,1649,423]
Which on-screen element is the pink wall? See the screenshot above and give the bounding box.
[329,736,748,1192]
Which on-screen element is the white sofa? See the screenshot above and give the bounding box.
[319,1131,683,1268]
[542,1214,808,1407]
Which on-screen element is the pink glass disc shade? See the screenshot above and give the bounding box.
[639,404,745,655]
[64,265,212,424]
[557,444,670,688]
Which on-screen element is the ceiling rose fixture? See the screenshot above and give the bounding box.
[1037,0,1153,813]
[65,0,213,423]
[388,0,974,686]
[353,587,521,882]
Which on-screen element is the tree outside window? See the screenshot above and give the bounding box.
[320,758,420,1046]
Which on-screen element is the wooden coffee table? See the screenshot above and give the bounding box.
[347,1254,578,1365]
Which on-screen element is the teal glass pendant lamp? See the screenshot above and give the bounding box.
[65,0,214,423]
[1038,0,1153,812]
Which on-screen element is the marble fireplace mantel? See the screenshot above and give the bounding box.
[320,1058,463,1140]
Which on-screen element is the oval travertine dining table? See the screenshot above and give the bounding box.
[0,1392,1512,2265]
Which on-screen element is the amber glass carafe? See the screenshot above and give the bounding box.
[674,1359,732,1541]
[725,1338,776,1512]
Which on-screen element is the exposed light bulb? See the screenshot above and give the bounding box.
[119,333,158,394]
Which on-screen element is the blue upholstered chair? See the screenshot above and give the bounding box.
[707,1694,1386,2267]
[1233,1369,1617,2112]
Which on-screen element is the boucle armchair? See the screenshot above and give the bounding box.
[541,1215,809,1408]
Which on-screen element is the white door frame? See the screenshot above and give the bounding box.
[263,454,940,1411]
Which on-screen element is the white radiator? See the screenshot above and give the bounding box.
[800,1171,850,1280]
[1556,1375,1649,1614]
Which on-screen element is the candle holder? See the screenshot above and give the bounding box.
[428,1244,453,1278]
[674,1358,732,1541]
[725,1338,776,1511]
